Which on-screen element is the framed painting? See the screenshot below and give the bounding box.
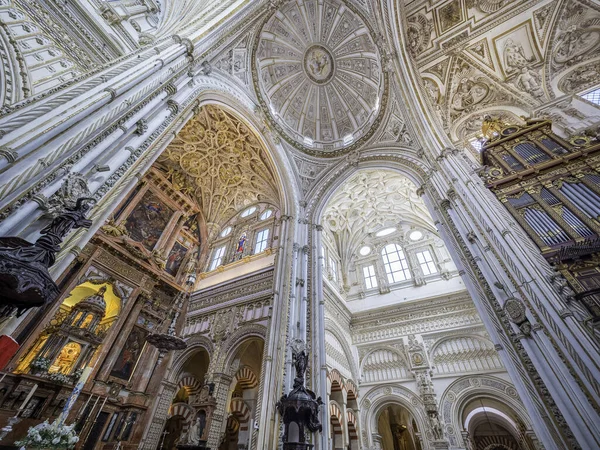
[124,190,174,250]
[110,326,148,381]
[165,241,189,276]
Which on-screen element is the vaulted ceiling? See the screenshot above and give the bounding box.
[322,170,435,273]
[156,105,280,238]
[402,0,600,148]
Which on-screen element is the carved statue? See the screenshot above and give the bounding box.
[514,67,544,97]
[429,412,444,440]
[277,345,323,447]
[293,349,308,382]
[179,417,201,445]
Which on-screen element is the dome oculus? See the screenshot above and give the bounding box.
[254,0,386,155]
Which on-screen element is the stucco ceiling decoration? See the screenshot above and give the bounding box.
[157,105,280,236]
[253,0,387,156]
[322,170,435,271]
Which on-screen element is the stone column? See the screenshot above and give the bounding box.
[254,213,295,450]
[205,372,233,449]
[138,380,178,450]
[425,148,600,449]
[312,223,330,450]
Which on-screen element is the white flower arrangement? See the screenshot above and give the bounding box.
[48,372,72,385]
[30,357,51,372]
[16,420,80,449]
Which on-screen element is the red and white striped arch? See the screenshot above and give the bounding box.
[177,376,202,396]
[328,369,346,393]
[169,402,195,433]
[347,409,358,440]
[329,401,343,436]
[234,366,259,390]
[229,398,251,431]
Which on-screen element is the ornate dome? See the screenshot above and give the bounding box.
[253,0,386,155]
[76,286,107,314]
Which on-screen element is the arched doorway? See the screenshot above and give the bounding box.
[160,348,210,450]
[160,415,186,450]
[222,337,264,450]
[377,404,421,450]
[462,398,531,450]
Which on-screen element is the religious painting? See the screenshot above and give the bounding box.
[165,242,188,276]
[436,0,463,34]
[124,190,174,250]
[110,326,148,381]
[493,21,542,79]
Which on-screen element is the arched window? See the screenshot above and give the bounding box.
[381,244,411,283]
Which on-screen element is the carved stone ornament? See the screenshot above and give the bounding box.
[277,343,323,449]
[0,197,95,316]
[503,297,531,335]
[37,172,92,219]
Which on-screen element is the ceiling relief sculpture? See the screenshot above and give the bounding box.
[401,0,600,149]
[157,105,280,237]
[253,0,387,156]
[322,170,435,274]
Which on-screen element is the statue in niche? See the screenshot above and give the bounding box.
[179,416,201,445]
[502,38,533,75]
[429,412,444,440]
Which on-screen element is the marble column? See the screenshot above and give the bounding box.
[425,148,600,450]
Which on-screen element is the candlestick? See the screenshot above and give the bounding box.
[16,384,38,415]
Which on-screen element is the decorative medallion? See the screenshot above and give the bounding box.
[304,45,335,84]
[253,0,387,156]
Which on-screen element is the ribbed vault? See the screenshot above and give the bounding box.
[321,170,435,272]
[156,105,280,237]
